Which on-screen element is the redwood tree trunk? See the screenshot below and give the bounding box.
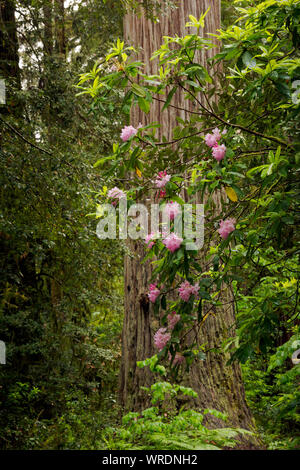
[120,0,258,443]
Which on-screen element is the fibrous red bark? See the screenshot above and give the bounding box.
[120,1,259,446]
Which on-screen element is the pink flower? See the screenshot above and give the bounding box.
[191,283,200,297]
[107,187,126,205]
[222,129,227,135]
[155,170,171,189]
[167,311,181,330]
[163,201,181,221]
[217,218,236,239]
[154,328,171,351]
[212,127,221,140]
[204,128,221,147]
[168,352,185,365]
[162,233,183,253]
[178,280,199,302]
[145,232,158,249]
[159,189,166,198]
[212,143,226,161]
[120,125,140,142]
[148,283,160,303]
[205,133,218,147]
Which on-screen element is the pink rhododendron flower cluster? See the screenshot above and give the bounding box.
[154,328,171,351]
[145,232,158,249]
[120,123,142,142]
[212,143,226,162]
[217,218,236,239]
[107,187,126,206]
[163,201,181,220]
[178,280,199,302]
[167,311,181,330]
[204,127,227,162]
[120,125,137,141]
[162,233,183,253]
[204,133,217,147]
[204,127,221,147]
[147,283,160,303]
[155,170,171,189]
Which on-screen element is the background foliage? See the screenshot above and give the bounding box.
[0,0,299,450]
[0,0,124,449]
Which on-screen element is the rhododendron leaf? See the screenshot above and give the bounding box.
[242,51,256,69]
[170,195,185,205]
[175,249,184,261]
[131,82,146,97]
[138,96,150,113]
[225,148,234,158]
[162,86,177,111]
[93,155,114,167]
[225,186,238,202]
[129,146,141,167]
[155,365,167,376]
[246,165,268,178]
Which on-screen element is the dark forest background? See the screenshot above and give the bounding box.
[0,0,299,450]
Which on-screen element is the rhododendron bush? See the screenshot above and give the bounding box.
[78,0,299,382]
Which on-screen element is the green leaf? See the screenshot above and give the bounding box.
[138,96,150,113]
[242,51,256,69]
[162,86,177,111]
[93,155,114,167]
[131,83,146,97]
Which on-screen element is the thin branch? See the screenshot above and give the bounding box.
[178,82,292,148]
[0,116,52,155]
[138,126,216,147]
[152,96,201,115]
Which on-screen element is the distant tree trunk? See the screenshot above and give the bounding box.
[54,0,66,57]
[0,0,21,120]
[41,1,53,127]
[0,0,20,85]
[41,1,64,309]
[42,1,53,57]
[119,1,259,444]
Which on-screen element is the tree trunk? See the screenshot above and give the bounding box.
[54,0,66,57]
[41,2,64,307]
[0,0,20,85]
[43,1,53,57]
[120,0,258,445]
[0,0,21,120]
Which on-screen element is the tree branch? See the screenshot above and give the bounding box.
[0,116,52,155]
